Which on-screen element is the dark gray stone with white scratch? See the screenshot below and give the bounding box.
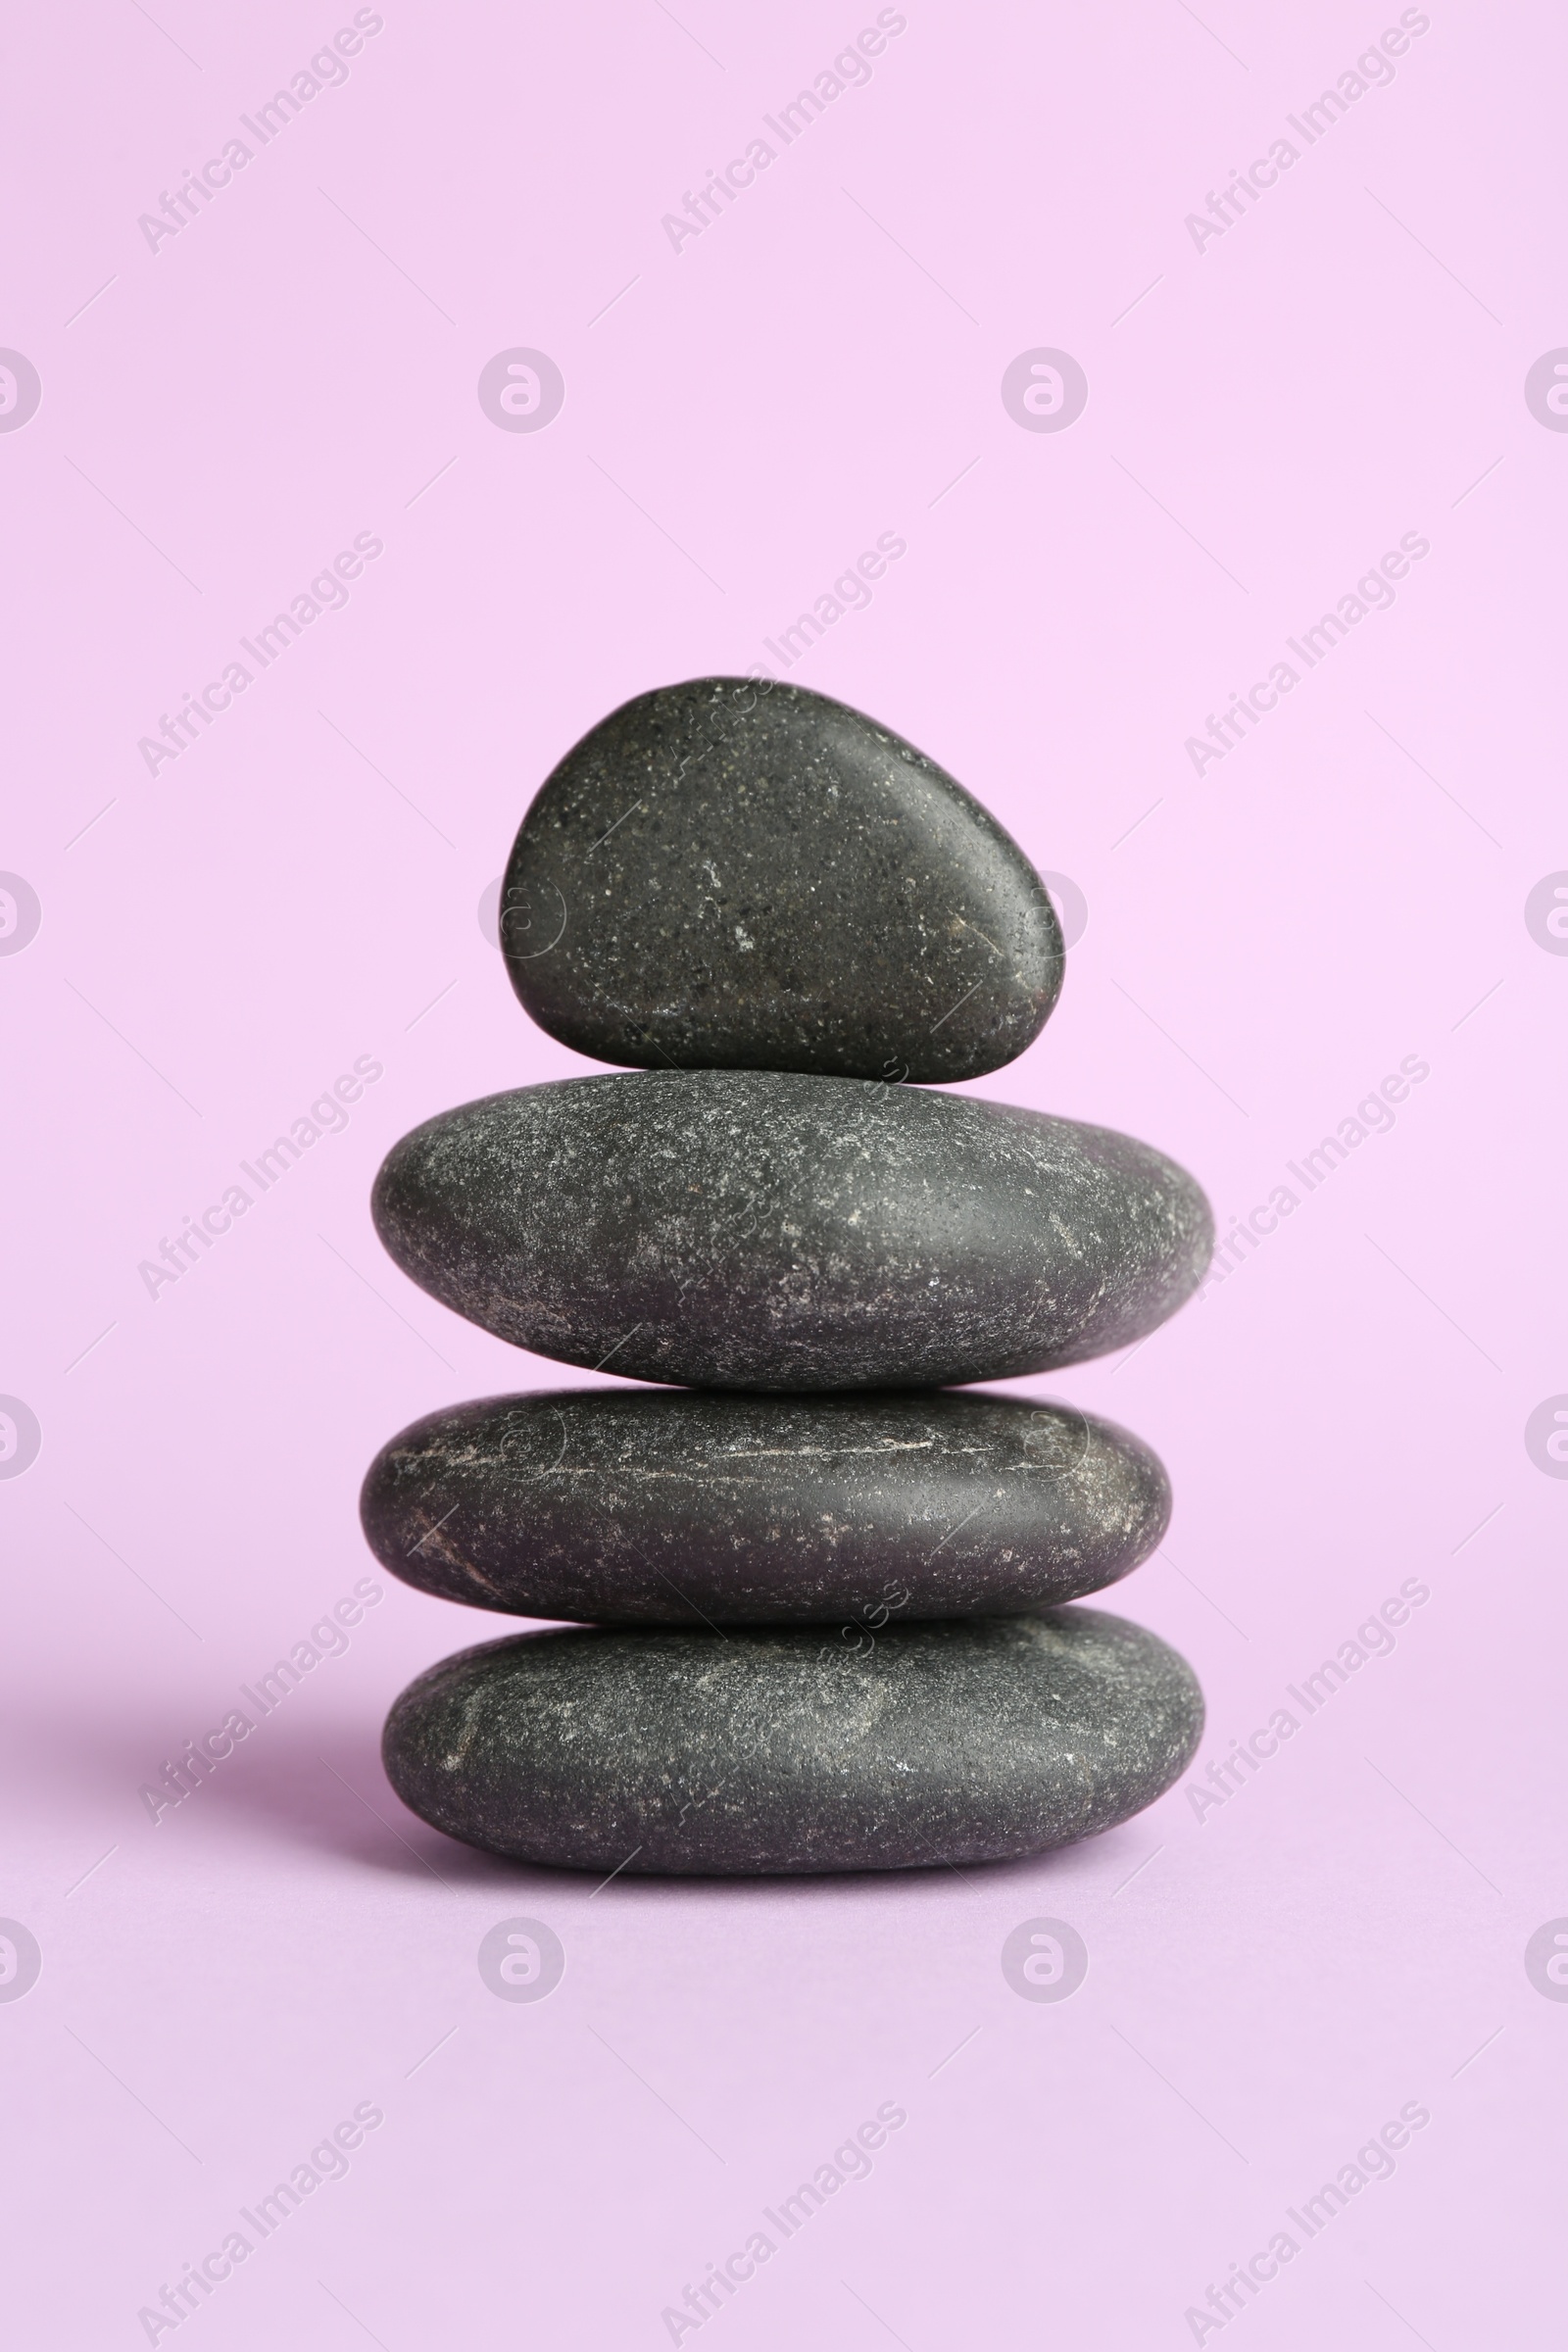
[501,676,1063,1083]
[380,1603,1204,1874]
[369,1069,1213,1391]
[361,1389,1171,1623]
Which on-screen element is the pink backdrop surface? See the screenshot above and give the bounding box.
[3,2,1563,2344]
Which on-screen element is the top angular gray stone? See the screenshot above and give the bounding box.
[501,677,1063,1083]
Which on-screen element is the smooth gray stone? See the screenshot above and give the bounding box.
[361,1389,1170,1623]
[370,1070,1212,1391]
[500,677,1063,1083]
[381,1605,1203,1874]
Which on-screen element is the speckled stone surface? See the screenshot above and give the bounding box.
[501,677,1064,1083]
[370,1070,1213,1391]
[380,1604,1203,1873]
[362,1389,1171,1623]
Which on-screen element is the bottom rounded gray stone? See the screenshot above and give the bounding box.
[381,1605,1203,1875]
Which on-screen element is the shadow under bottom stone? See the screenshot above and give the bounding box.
[381,1605,1203,1876]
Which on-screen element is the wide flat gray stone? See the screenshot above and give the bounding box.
[370,1070,1212,1390]
[380,1605,1203,1874]
[361,1389,1171,1623]
[501,677,1063,1083]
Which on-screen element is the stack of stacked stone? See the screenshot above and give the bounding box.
[364,679,1213,1876]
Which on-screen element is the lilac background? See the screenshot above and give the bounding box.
[3,2,1563,2343]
